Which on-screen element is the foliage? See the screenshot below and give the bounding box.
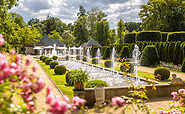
[123,33,136,43]
[42,56,49,62]
[54,65,67,75]
[92,58,99,64]
[40,55,46,60]
[52,55,58,60]
[77,5,87,16]
[154,67,170,80]
[120,46,130,59]
[85,80,108,88]
[161,32,168,42]
[136,31,161,42]
[82,56,88,62]
[104,59,113,68]
[125,22,142,32]
[167,32,185,42]
[49,61,59,69]
[117,19,126,44]
[65,70,75,85]
[62,30,75,47]
[76,55,81,60]
[66,55,69,60]
[120,62,134,73]
[173,42,181,65]
[48,30,62,41]
[139,0,185,32]
[91,45,101,58]
[10,12,26,27]
[140,45,160,67]
[182,59,185,72]
[45,58,52,65]
[102,46,111,60]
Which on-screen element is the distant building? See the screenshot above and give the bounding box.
[83,38,102,49]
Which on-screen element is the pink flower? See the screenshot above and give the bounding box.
[47,85,52,95]
[32,64,37,72]
[56,95,61,101]
[16,54,21,62]
[10,49,16,55]
[173,95,178,101]
[0,34,5,46]
[172,109,178,112]
[170,103,174,108]
[46,93,54,105]
[171,92,177,96]
[25,56,32,66]
[10,62,17,69]
[112,97,125,107]
[10,68,16,75]
[33,75,45,93]
[63,95,70,103]
[178,89,185,93]
[72,96,85,107]
[159,110,164,114]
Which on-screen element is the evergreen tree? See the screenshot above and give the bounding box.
[173,41,181,65]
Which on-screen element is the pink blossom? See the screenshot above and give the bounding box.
[159,110,164,114]
[63,95,70,103]
[27,105,35,112]
[10,49,16,55]
[32,64,37,72]
[46,93,54,105]
[173,95,178,101]
[171,92,177,96]
[10,68,16,75]
[10,62,17,69]
[10,78,17,82]
[26,95,33,102]
[112,97,125,107]
[178,89,185,93]
[72,96,85,107]
[16,54,21,62]
[0,34,5,46]
[56,95,61,101]
[172,109,178,112]
[170,103,174,108]
[25,56,32,66]
[33,75,45,93]
[17,85,24,89]
[47,85,52,95]
[28,101,35,106]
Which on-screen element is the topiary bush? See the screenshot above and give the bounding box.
[154,67,170,80]
[136,31,161,42]
[42,56,49,62]
[102,47,111,60]
[66,55,69,60]
[104,60,113,68]
[182,59,185,72]
[49,61,59,69]
[54,65,67,75]
[40,55,46,60]
[161,32,168,42]
[120,62,134,73]
[85,80,109,88]
[76,55,81,60]
[82,56,88,62]
[92,58,98,64]
[120,46,130,59]
[123,33,136,43]
[140,45,160,67]
[65,70,75,85]
[167,32,185,42]
[45,58,52,65]
[52,55,58,60]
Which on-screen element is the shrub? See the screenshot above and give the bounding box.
[102,47,111,60]
[65,70,76,85]
[54,65,67,75]
[123,33,136,43]
[42,56,49,62]
[120,46,130,59]
[120,62,134,73]
[52,55,58,60]
[92,58,98,64]
[104,60,113,68]
[154,67,170,80]
[49,61,59,69]
[182,59,185,72]
[40,55,46,60]
[173,42,181,65]
[167,32,185,42]
[140,45,160,67]
[161,32,168,42]
[45,58,52,65]
[91,45,100,58]
[136,31,161,42]
[76,55,81,60]
[85,80,109,88]
[82,56,88,62]
[66,55,69,60]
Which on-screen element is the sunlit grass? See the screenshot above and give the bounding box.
[37,60,74,99]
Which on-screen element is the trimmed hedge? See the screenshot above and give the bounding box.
[104,60,113,68]
[136,31,161,42]
[82,56,88,62]
[85,80,109,88]
[66,70,75,85]
[161,32,168,42]
[120,46,130,59]
[49,61,59,69]
[167,32,185,42]
[91,45,101,58]
[120,62,134,73]
[182,59,185,72]
[66,55,69,60]
[40,55,46,60]
[154,67,170,80]
[140,45,160,67]
[45,58,52,65]
[123,33,136,43]
[54,65,67,75]
[102,47,111,60]
[42,57,49,62]
[92,58,98,64]
[52,55,58,60]
[76,55,81,60]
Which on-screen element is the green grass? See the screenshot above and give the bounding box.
[37,60,74,99]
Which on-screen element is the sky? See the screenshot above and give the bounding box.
[9,0,148,29]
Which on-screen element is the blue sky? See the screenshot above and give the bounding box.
[10,0,148,29]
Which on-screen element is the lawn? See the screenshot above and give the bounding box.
[37,60,74,99]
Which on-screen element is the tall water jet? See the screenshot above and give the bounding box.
[64,45,66,56]
[87,48,90,62]
[52,44,57,56]
[68,47,71,61]
[132,44,141,82]
[111,47,116,75]
[45,50,47,56]
[73,46,76,55]
[96,48,101,76]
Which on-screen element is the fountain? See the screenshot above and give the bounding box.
[52,44,57,56]
[96,48,101,76]
[68,47,71,61]
[87,48,90,62]
[111,47,116,73]
[132,44,141,83]
[45,50,47,56]
[79,46,82,60]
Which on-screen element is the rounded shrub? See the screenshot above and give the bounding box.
[45,58,52,65]
[92,58,98,64]
[91,45,100,58]
[104,60,113,68]
[120,62,134,73]
[102,47,111,60]
[123,33,136,43]
[66,55,69,60]
[82,56,88,62]
[65,70,75,85]
[85,80,109,88]
[154,67,170,80]
[54,65,67,75]
[140,45,160,67]
[52,55,58,60]
[182,59,185,72]
[49,61,59,69]
[161,32,168,42]
[40,55,46,60]
[167,32,185,42]
[136,31,161,42]
[76,55,81,60]
[42,57,49,62]
[120,46,130,59]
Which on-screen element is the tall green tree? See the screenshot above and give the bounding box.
[139,0,185,32]
[48,30,62,41]
[94,20,110,46]
[10,12,26,27]
[110,29,116,44]
[62,30,75,47]
[117,19,126,44]
[125,22,142,32]
[77,5,86,16]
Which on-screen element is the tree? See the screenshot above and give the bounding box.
[87,7,107,38]
[73,16,89,46]
[28,18,40,26]
[139,0,185,32]
[77,5,86,16]
[125,22,142,32]
[94,20,110,46]
[48,30,62,41]
[110,29,116,44]
[10,12,26,27]
[62,30,75,47]
[117,19,126,44]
